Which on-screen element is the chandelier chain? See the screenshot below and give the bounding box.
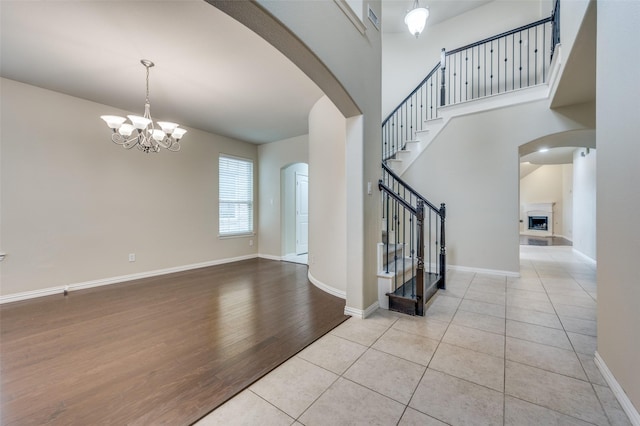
[145,65,150,104]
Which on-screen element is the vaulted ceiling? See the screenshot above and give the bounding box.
[1,0,490,145]
[0,0,323,144]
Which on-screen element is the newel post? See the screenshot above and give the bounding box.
[416,200,425,316]
[439,203,446,289]
[440,48,447,107]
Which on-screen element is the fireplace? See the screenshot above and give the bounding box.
[523,203,554,237]
[528,216,548,231]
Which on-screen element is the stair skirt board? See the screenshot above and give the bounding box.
[387,272,441,316]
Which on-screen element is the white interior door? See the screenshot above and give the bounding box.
[295,173,309,255]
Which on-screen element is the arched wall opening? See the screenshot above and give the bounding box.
[208,0,382,316]
[518,129,596,261]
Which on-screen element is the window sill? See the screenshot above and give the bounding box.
[218,233,255,240]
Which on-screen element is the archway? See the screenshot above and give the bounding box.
[518,130,596,260]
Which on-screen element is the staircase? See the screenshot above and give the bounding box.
[378,1,560,316]
[383,3,559,173]
[378,163,446,316]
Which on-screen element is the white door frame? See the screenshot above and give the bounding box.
[295,172,309,255]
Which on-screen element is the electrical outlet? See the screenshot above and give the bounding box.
[249,239,254,246]
[128,253,136,262]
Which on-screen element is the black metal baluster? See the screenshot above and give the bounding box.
[439,203,446,289]
[511,33,515,90]
[419,86,424,131]
[478,46,481,98]
[428,209,432,274]
[484,43,487,97]
[497,38,500,93]
[519,33,523,89]
[533,27,538,84]
[410,205,415,297]
[543,22,546,82]
[453,53,457,104]
[394,199,400,294]
[464,50,468,101]
[385,192,390,274]
[471,47,475,99]
[448,55,451,105]
[504,36,508,93]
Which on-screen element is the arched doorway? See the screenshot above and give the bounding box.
[281,162,309,264]
[518,130,596,261]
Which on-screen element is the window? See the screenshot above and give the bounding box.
[219,155,254,236]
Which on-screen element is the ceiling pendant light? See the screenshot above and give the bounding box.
[405,0,429,38]
[101,59,186,153]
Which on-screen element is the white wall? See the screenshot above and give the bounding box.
[256,0,382,313]
[572,148,596,260]
[257,135,308,258]
[307,96,347,296]
[520,164,566,236]
[0,78,258,297]
[560,0,592,57]
[402,100,591,274]
[562,162,574,240]
[383,0,545,116]
[596,0,640,414]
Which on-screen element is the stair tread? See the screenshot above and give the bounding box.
[388,272,443,300]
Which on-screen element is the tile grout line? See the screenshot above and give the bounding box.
[247,389,297,424]
[401,271,474,425]
[293,315,400,424]
[503,272,508,426]
[532,255,595,385]
[527,248,612,426]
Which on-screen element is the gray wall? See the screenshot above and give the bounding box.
[256,0,382,312]
[573,148,596,260]
[1,78,258,297]
[383,0,544,116]
[520,164,568,237]
[596,0,640,414]
[403,100,591,274]
[257,135,308,258]
[308,96,347,296]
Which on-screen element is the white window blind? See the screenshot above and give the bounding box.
[219,155,254,236]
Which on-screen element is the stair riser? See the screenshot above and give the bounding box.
[388,295,421,316]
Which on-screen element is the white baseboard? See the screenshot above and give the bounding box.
[448,264,520,278]
[258,253,282,261]
[594,351,640,425]
[572,248,597,266]
[344,301,379,319]
[0,254,258,304]
[307,271,346,300]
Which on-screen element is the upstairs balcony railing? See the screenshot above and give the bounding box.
[382,1,560,163]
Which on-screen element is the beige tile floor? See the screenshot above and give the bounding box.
[196,246,632,426]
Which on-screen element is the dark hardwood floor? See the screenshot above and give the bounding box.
[519,235,573,246]
[0,258,349,425]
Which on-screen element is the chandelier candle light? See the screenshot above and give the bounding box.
[101,59,186,153]
[405,0,429,38]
